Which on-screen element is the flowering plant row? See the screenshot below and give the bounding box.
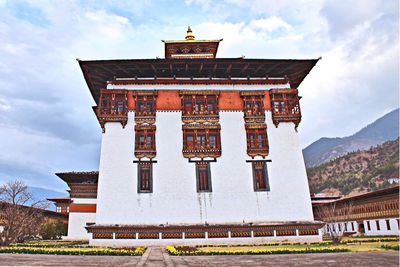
[0,246,146,256]
[341,237,399,244]
[195,241,332,248]
[381,244,399,251]
[166,246,349,256]
[11,240,89,248]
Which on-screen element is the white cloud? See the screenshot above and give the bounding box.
[248,16,292,32]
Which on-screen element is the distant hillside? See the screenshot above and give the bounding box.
[303,108,399,168]
[307,139,399,196]
[28,186,68,211]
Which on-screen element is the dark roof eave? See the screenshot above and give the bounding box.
[78,57,321,104]
[55,171,99,184]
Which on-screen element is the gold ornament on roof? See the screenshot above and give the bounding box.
[185,26,195,40]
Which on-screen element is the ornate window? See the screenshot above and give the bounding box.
[269,89,301,129]
[245,124,269,158]
[134,91,157,124]
[135,125,156,159]
[138,162,152,193]
[180,92,219,123]
[252,162,270,191]
[97,90,128,132]
[196,162,212,192]
[182,125,221,159]
[240,92,265,123]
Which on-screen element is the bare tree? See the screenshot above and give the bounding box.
[315,201,353,244]
[0,180,49,246]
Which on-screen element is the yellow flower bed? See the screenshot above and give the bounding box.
[166,245,349,256]
[0,246,146,256]
[11,240,89,248]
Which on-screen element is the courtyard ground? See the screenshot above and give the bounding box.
[0,248,398,267]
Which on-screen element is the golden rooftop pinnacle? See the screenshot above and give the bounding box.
[185,26,195,40]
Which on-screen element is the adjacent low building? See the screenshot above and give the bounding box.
[52,172,98,239]
[313,185,399,236]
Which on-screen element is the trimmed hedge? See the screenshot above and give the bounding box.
[11,240,89,248]
[381,244,400,251]
[0,246,146,256]
[166,245,350,256]
[341,237,399,244]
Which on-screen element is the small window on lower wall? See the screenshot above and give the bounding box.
[376,220,380,231]
[386,220,391,230]
[138,162,152,193]
[196,162,212,192]
[252,162,270,191]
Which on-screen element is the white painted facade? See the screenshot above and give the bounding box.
[95,111,313,225]
[94,84,314,228]
[65,212,95,240]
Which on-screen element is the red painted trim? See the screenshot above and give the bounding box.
[69,204,96,213]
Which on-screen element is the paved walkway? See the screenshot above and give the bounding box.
[0,249,398,266]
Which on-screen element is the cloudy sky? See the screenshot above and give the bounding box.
[0,0,398,191]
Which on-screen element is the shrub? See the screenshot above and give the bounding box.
[11,240,89,248]
[0,246,146,256]
[381,244,399,251]
[166,246,350,256]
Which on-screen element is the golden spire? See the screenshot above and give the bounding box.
[185,26,195,40]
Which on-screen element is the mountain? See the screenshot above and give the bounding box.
[307,139,399,196]
[28,186,68,211]
[303,108,399,168]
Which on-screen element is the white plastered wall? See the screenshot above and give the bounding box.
[65,212,96,240]
[364,218,400,236]
[95,89,314,225]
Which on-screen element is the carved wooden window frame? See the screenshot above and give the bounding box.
[181,94,218,116]
[245,124,269,158]
[138,162,153,193]
[97,89,128,132]
[252,161,270,192]
[182,125,221,158]
[269,89,301,129]
[135,125,156,159]
[135,95,156,116]
[180,91,219,123]
[133,91,157,124]
[242,94,265,114]
[240,91,265,123]
[98,90,127,116]
[196,162,212,192]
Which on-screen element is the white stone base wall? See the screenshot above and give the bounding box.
[89,234,322,247]
[324,218,400,236]
[364,218,399,236]
[66,212,96,240]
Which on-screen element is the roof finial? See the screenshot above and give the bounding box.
[185,26,195,40]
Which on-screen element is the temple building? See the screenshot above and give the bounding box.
[58,27,323,245]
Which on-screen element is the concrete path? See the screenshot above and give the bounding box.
[0,250,398,266]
